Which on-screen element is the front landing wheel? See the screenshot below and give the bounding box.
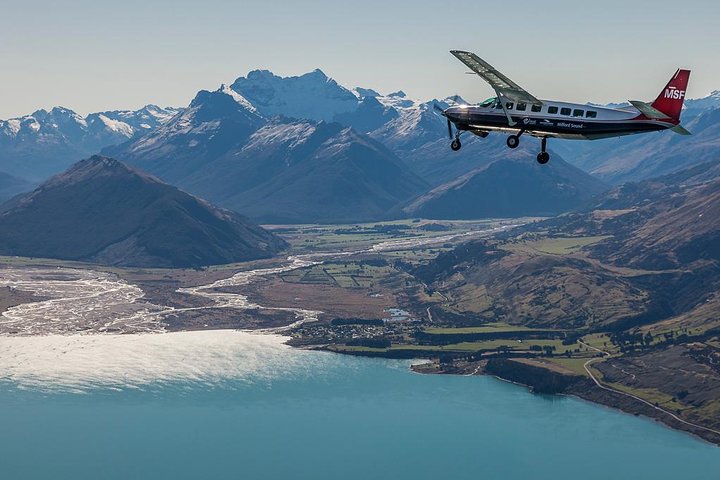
[537,152,550,164]
[451,139,462,151]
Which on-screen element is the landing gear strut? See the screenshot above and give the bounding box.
[448,119,462,151]
[506,130,523,149]
[537,137,550,164]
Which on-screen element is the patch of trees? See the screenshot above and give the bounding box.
[412,240,508,284]
[417,223,450,232]
[610,331,654,352]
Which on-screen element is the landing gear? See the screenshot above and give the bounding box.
[506,129,525,149]
[536,137,550,164]
[448,118,462,151]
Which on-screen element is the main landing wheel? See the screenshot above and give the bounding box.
[450,139,462,151]
[537,152,550,164]
[506,135,520,149]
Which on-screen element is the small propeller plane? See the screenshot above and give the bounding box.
[441,50,691,164]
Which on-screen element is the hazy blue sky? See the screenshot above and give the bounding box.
[2,0,719,118]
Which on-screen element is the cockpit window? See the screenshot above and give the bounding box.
[478,97,497,108]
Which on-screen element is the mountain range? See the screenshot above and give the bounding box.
[0,156,286,267]
[0,105,180,181]
[2,68,719,223]
[104,85,429,223]
[102,70,616,223]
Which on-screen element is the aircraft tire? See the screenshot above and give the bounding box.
[537,152,550,164]
[506,135,520,149]
[451,139,462,151]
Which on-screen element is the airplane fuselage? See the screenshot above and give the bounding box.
[444,50,690,164]
[444,99,677,141]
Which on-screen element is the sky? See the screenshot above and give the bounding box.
[1,0,719,118]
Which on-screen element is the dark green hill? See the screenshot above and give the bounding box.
[0,156,287,267]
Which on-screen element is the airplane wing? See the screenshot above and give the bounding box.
[450,50,542,106]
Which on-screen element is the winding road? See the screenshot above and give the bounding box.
[579,341,720,437]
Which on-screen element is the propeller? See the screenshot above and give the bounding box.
[431,103,453,139]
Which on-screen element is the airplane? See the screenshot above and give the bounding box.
[441,50,691,164]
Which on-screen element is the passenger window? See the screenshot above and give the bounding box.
[573,109,584,117]
[516,103,527,111]
[548,106,558,114]
[560,107,571,116]
[506,102,514,110]
[531,105,542,113]
[586,111,597,118]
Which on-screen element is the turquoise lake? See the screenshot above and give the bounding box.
[0,331,718,479]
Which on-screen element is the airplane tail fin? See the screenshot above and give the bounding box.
[651,69,691,122]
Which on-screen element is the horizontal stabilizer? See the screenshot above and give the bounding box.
[629,100,672,120]
[670,124,692,135]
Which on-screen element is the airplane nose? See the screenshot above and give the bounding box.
[444,106,463,120]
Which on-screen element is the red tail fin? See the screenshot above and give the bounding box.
[651,69,691,121]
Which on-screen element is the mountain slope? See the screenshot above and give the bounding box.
[108,84,429,224]
[402,152,608,219]
[0,156,286,267]
[179,120,430,223]
[105,86,265,183]
[0,171,33,203]
[415,161,720,331]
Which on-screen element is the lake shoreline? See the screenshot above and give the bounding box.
[406,356,720,447]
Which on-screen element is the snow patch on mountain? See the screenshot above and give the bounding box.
[96,114,134,137]
[244,120,317,150]
[219,84,258,112]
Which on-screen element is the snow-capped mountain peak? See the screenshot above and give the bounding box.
[230,69,358,122]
